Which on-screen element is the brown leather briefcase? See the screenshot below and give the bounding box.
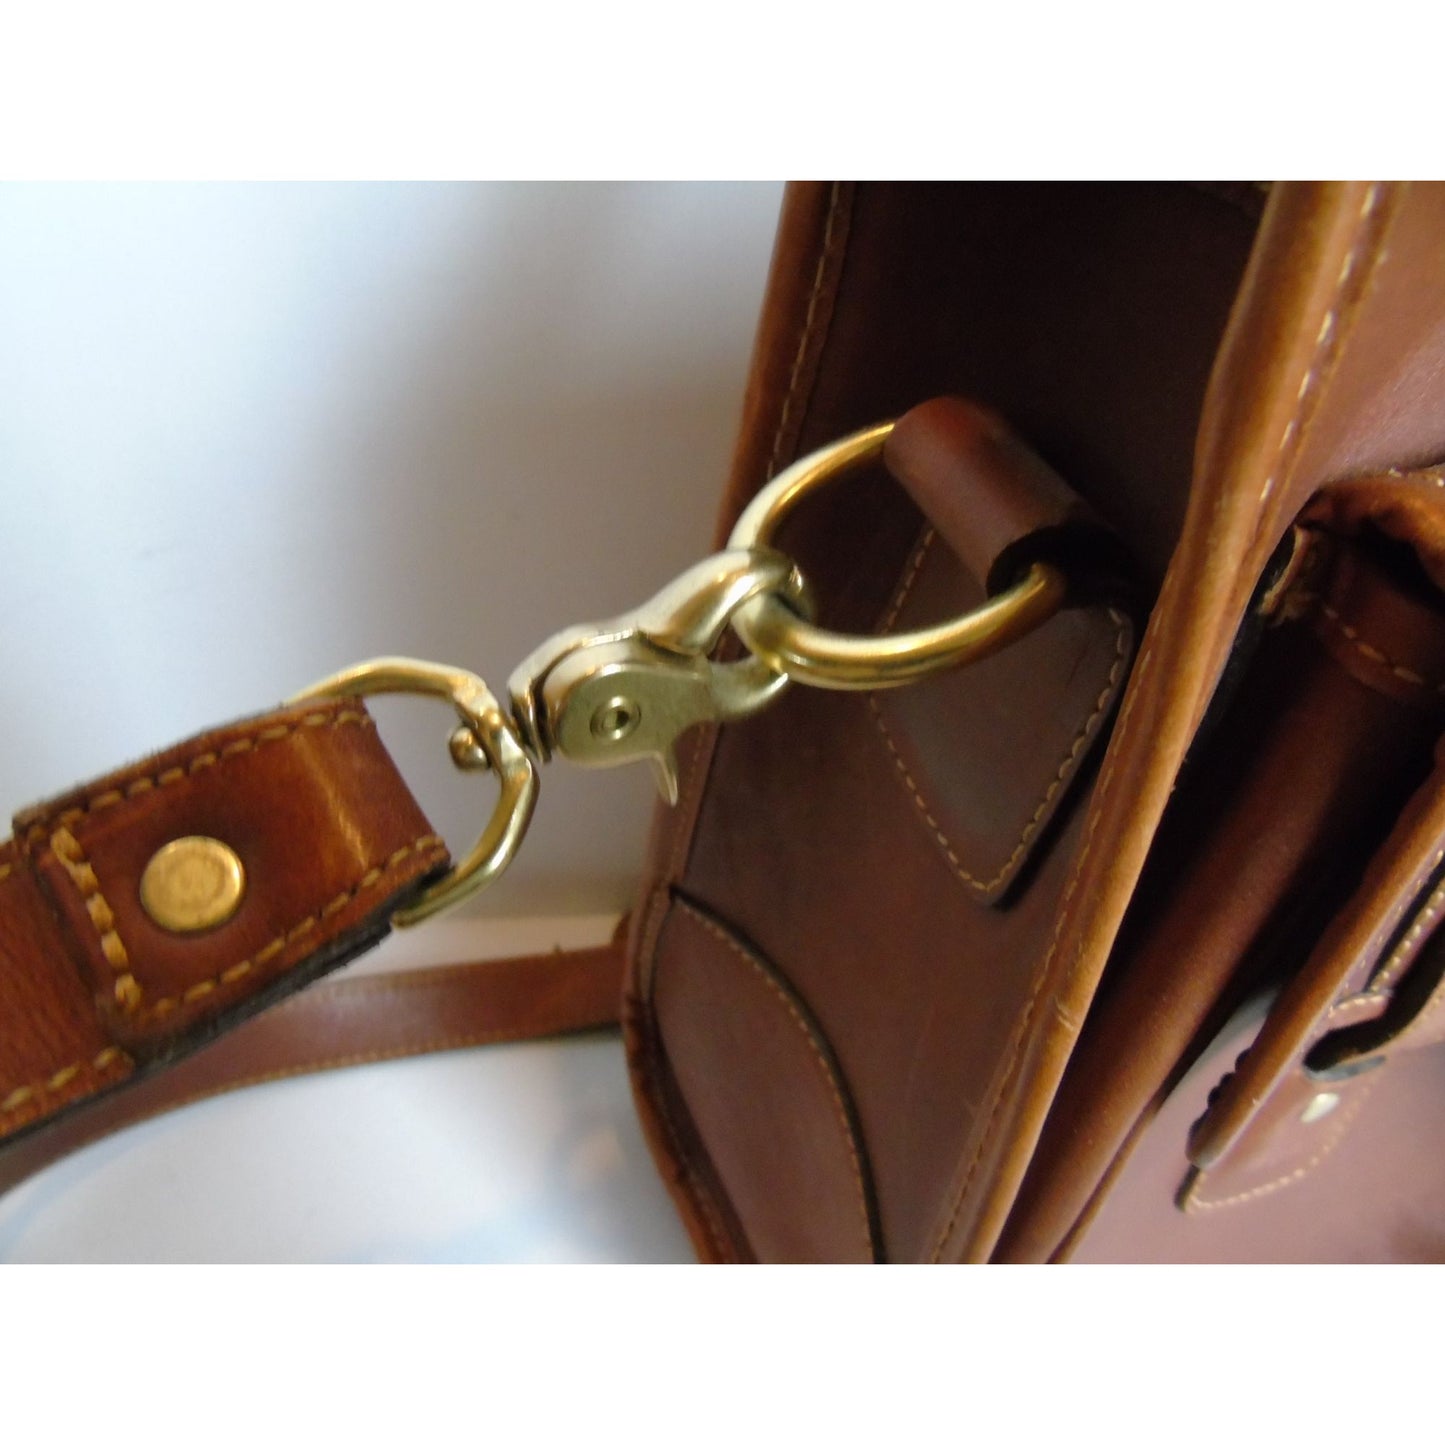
[4,182,1444,1261]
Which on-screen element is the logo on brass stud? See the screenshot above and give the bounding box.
[139,836,246,933]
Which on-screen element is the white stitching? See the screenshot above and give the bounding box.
[1257,184,1384,517]
[1186,1075,1378,1211]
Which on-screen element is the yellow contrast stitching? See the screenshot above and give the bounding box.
[1325,993,1386,1023]
[0,1045,130,1116]
[926,611,1161,1261]
[1374,867,1445,992]
[877,526,936,633]
[635,888,740,1263]
[0,834,445,1122]
[135,833,445,1019]
[28,708,372,838]
[1256,184,1385,518]
[50,827,142,1010]
[765,180,846,481]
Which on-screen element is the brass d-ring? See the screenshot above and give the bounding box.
[291,658,538,926]
[727,421,1067,690]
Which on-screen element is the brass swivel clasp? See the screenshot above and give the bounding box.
[508,547,812,803]
[292,416,1068,927]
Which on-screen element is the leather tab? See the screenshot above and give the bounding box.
[0,698,448,1146]
[884,397,1128,598]
[873,399,1136,904]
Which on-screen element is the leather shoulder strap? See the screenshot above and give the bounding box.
[0,694,623,1192]
[0,936,624,1197]
[1,696,448,1149]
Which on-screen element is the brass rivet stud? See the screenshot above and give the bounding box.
[591,696,641,743]
[140,836,246,934]
[1300,1091,1341,1125]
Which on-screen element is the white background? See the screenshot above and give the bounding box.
[0,182,784,1260]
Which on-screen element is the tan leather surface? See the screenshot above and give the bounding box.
[1190,750,1445,1173]
[0,697,448,1147]
[1306,537,1445,714]
[1040,465,1445,1258]
[0,938,624,1199]
[1173,479,1445,1198]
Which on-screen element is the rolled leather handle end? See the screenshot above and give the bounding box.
[883,396,1130,601]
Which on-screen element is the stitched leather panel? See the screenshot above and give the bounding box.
[1069,995,1445,1262]
[0,845,133,1126]
[1001,559,1441,1256]
[988,184,1445,1262]
[629,181,1259,1262]
[650,899,877,1263]
[1003,472,1445,1257]
[871,528,1131,904]
[1171,481,1445,1199]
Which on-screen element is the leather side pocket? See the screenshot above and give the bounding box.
[647,897,880,1263]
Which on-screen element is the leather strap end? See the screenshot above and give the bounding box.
[884,396,1131,600]
[0,697,449,1148]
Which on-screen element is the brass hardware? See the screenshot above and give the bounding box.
[591,697,641,742]
[291,658,538,927]
[509,548,811,803]
[1300,1092,1341,1124]
[292,419,1076,928]
[727,420,1067,690]
[140,836,246,933]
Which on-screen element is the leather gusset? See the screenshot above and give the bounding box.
[991,183,1445,1262]
[629,181,1261,1262]
[1070,994,1445,1262]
